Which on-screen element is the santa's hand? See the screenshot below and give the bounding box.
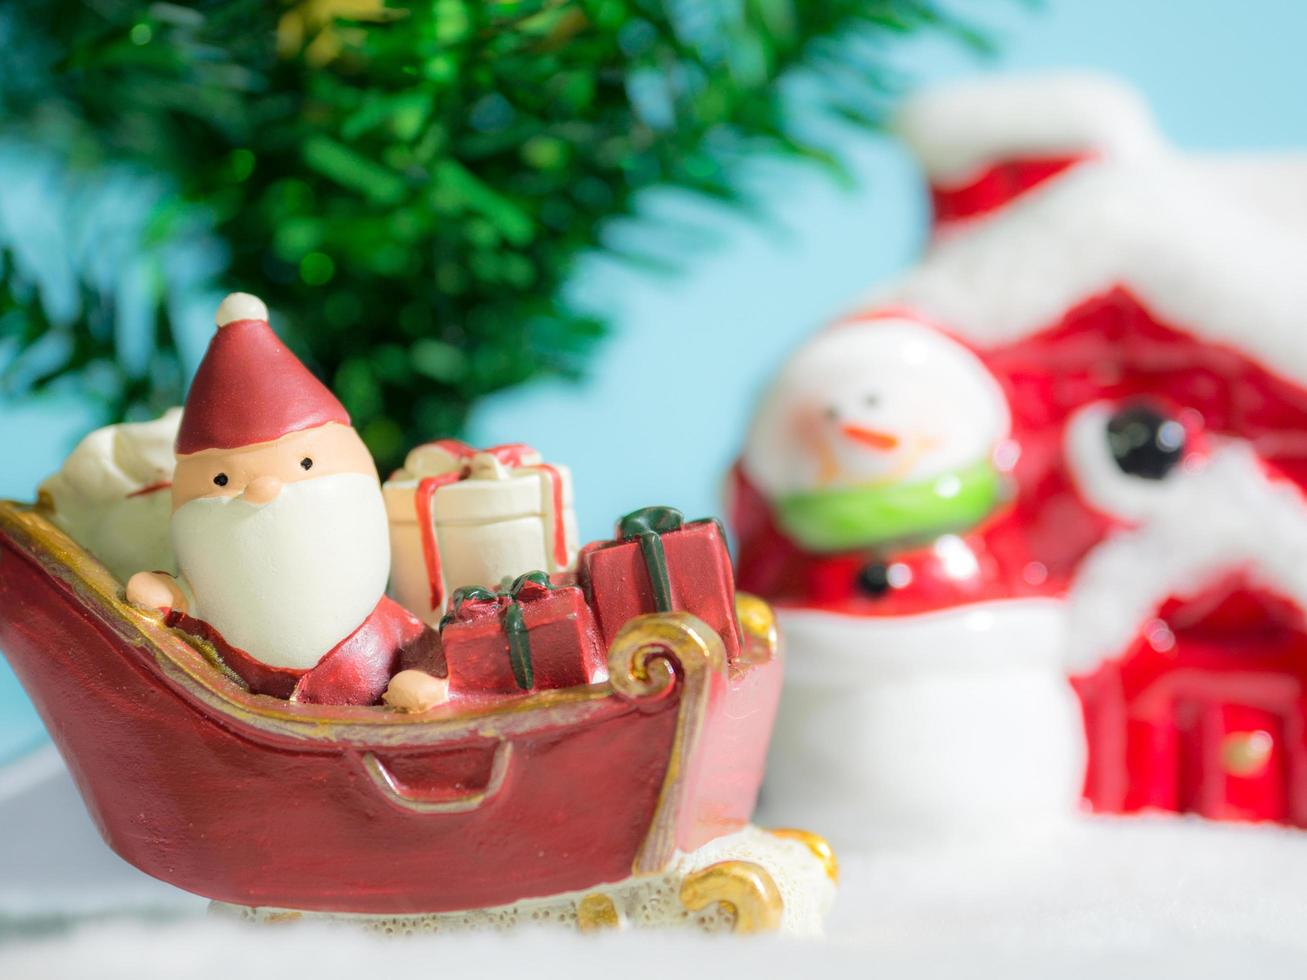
[383,670,450,713]
[126,571,187,615]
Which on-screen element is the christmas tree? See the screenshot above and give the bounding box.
[0,0,991,470]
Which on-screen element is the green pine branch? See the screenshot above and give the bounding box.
[0,0,997,470]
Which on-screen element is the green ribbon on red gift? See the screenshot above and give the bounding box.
[615,506,723,609]
[618,506,685,613]
[443,571,553,691]
[613,506,741,656]
[617,505,733,619]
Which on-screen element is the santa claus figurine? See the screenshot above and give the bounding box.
[127,293,445,711]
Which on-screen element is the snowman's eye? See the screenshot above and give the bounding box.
[864,393,879,407]
[824,406,839,421]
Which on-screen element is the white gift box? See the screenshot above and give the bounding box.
[383,441,578,625]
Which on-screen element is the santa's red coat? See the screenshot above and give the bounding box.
[168,595,442,705]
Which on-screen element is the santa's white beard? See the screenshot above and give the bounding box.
[172,473,391,670]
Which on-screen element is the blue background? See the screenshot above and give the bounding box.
[4,0,1306,762]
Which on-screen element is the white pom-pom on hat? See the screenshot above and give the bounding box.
[215,292,269,328]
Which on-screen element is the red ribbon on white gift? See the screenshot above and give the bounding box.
[413,440,569,612]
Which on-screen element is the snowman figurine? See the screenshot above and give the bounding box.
[742,318,1009,563]
[729,316,1086,844]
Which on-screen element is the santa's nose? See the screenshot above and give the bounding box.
[242,475,283,506]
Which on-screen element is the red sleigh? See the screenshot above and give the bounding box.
[0,500,806,925]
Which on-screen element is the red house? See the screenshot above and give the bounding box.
[879,74,1307,826]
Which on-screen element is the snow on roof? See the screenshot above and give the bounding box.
[872,155,1307,385]
[893,73,1165,185]
[1065,443,1307,672]
[1182,154,1307,233]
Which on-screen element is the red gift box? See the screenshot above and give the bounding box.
[439,573,605,696]
[578,506,742,664]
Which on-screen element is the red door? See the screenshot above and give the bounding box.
[1085,581,1307,826]
[1174,698,1292,823]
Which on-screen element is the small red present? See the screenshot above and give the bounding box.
[578,506,742,663]
[439,572,605,696]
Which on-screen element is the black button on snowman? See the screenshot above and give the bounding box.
[855,561,894,597]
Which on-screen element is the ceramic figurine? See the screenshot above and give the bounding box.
[122,293,442,709]
[733,70,1307,834]
[38,408,182,582]
[741,319,1011,561]
[384,440,577,625]
[731,316,1085,840]
[0,292,835,932]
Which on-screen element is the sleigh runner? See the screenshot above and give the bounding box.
[0,500,832,933]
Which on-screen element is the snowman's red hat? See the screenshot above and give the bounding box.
[175,292,350,455]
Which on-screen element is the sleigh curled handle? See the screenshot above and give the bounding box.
[608,612,729,874]
[607,611,727,703]
[360,741,513,815]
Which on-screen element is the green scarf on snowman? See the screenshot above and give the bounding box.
[775,458,1004,553]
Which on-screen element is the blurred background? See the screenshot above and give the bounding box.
[2,0,1306,765]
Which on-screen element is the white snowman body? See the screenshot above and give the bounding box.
[761,600,1085,844]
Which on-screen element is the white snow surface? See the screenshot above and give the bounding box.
[893,72,1165,184]
[4,814,1307,978]
[872,155,1307,384]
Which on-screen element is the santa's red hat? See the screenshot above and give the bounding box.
[175,293,350,455]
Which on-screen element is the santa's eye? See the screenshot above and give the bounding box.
[300,457,314,471]
[213,473,229,487]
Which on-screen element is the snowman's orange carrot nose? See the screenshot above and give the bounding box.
[840,422,900,451]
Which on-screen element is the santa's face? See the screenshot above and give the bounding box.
[171,422,379,509]
[744,320,1011,499]
[171,423,390,670]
